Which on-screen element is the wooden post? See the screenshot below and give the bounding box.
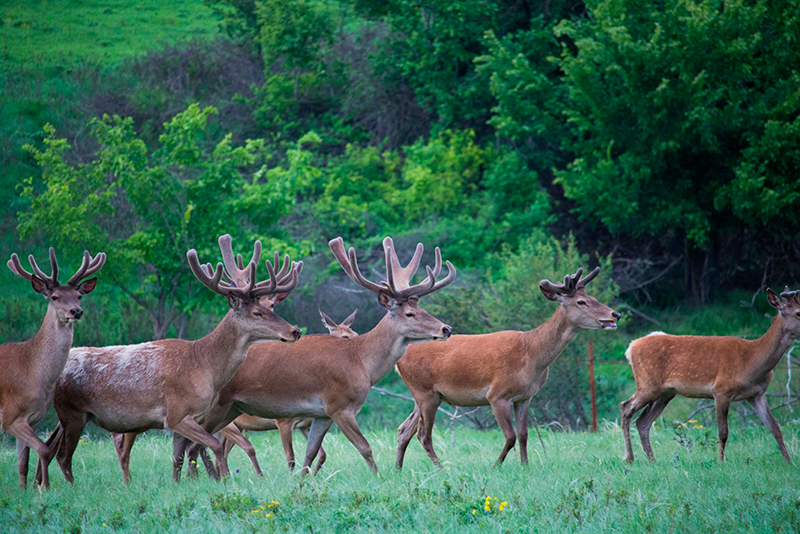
[588,341,597,432]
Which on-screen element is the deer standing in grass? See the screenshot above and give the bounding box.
[621,287,800,464]
[174,236,455,476]
[207,309,359,475]
[36,235,302,484]
[0,249,105,489]
[395,267,620,469]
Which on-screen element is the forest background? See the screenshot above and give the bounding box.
[1,0,799,431]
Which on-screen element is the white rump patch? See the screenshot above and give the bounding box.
[624,344,633,362]
[646,331,667,337]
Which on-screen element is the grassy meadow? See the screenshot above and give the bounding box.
[2,425,800,532]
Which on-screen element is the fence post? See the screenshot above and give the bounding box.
[589,341,597,432]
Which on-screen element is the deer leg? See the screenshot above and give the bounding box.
[416,397,443,469]
[16,439,30,490]
[7,419,51,489]
[300,418,334,474]
[55,416,87,485]
[748,393,791,463]
[713,394,732,462]
[113,432,138,483]
[489,399,516,466]
[635,390,675,462]
[513,399,532,465]
[299,426,327,473]
[171,422,224,483]
[331,411,377,473]
[396,404,421,469]
[621,391,654,463]
[219,424,262,476]
[34,423,63,487]
[276,419,298,471]
[172,434,190,482]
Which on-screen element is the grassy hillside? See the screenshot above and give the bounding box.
[0,0,219,64]
[1,427,798,532]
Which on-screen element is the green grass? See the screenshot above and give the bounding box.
[2,424,800,532]
[0,0,220,64]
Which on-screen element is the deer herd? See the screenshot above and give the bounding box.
[0,234,797,490]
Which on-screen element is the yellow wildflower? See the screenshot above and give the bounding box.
[499,501,508,511]
[472,509,477,514]
[251,510,260,514]
[266,513,272,518]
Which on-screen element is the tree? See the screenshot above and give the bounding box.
[18,104,301,339]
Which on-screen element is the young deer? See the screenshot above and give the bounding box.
[176,236,455,476]
[395,267,620,469]
[621,287,800,464]
[37,235,302,484]
[215,309,359,473]
[0,249,105,489]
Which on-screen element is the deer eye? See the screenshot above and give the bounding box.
[577,300,587,306]
[51,296,59,301]
[341,335,349,339]
[253,311,263,317]
[405,312,414,317]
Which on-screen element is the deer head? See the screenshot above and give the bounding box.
[7,248,106,325]
[540,267,620,330]
[767,287,800,338]
[188,235,302,343]
[329,237,456,342]
[319,309,358,338]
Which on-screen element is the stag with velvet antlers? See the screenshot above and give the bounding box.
[36,235,302,484]
[621,287,800,464]
[396,267,620,469]
[175,236,455,476]
[188,308,360,477]
[0,249,105,489]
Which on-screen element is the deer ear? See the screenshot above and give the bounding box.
[342,309,357,327]
[271,292,291,306]
[539,284,560,302]
[31,275,49,296]
[319,309,336,330]
[378,290,399,312]
[766,288,783,310]
[226,292,243,310]
[77,277,98,295]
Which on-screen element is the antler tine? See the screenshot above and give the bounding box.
[251,260,303,298]
[576,267,600,289]
[328,237,385,294]
[383,237,425,295]
[7,253,34,282]
[28,249,62,286]
[48,248,59,285]
[217,234,259,289]
[187,249,228,296]
[780,286,800,304]
[67,251,106,286]
[414,257,457,298]
[274,252,293,281]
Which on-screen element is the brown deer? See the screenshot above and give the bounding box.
[395,267,620,469]
[621,287,800,464]
[36,235,302,484]
[175,236,455,476]
[0,248,105,489]
[208,309,359,475]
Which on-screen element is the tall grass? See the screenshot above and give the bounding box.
[1,426,799,532]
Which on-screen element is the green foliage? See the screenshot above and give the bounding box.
[17,104,297,338]
[552,0,800,245]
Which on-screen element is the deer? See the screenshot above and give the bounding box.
[0,248,105,489]
[35,235,302,485]
[621,287,800,464]
[173,236,455,477]
[210,309,360,474]
[395,267,620,469]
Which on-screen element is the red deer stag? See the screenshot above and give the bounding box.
[206,309,359,475]
[175,236,455,476]
[621,287,800,463]
[395,267,620,469]
[0,248,105,489]
[37,235,302,484]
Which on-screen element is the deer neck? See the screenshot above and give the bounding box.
[193,311,255,392]
[351,314,412,386]
[748,314,797,379]
[28,305,76,389]
[523,305,580,371]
